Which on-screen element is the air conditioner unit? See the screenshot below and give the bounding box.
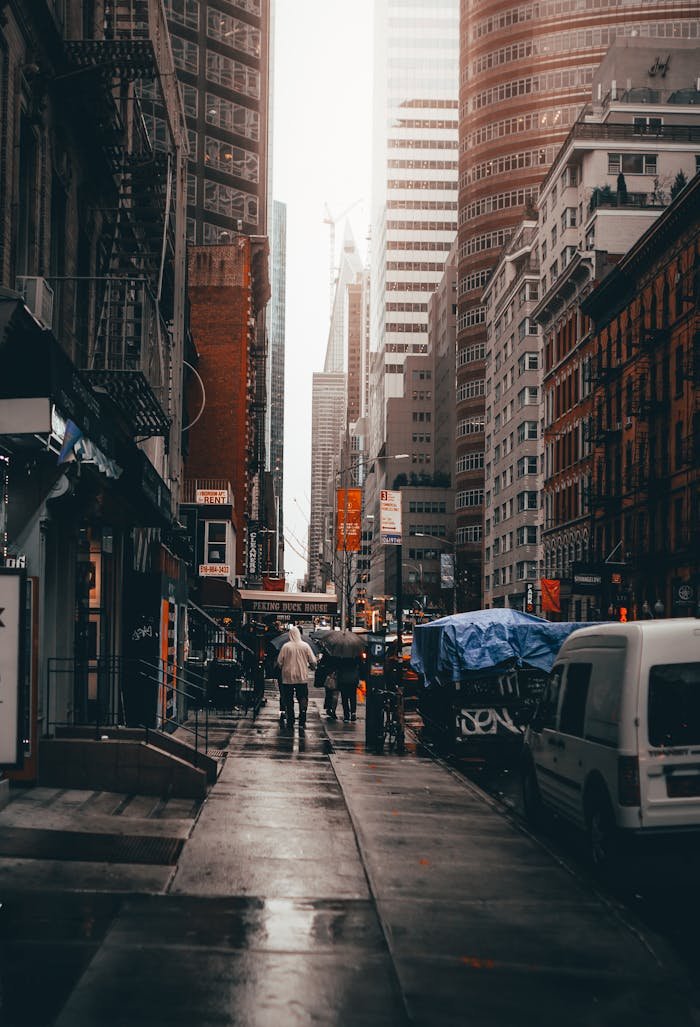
[625,416,633,429]
[15,276,54,329]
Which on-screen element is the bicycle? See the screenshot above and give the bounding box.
[376,683,405,754]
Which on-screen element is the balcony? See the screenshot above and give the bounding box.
[47,276,171,438]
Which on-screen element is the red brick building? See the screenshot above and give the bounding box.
[582,175,700,619]
[184,240,270,594]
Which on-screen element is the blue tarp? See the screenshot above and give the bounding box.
[411,609,591,683]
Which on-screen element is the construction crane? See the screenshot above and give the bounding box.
[322,199,363,314]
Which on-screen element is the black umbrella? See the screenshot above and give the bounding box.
[320,629,367,658]
[269,631,321,656]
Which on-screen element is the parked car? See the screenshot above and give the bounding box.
[521,618,700,877]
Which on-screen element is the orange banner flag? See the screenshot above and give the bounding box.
[540,578,561,614]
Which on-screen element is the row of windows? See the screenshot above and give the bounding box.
[203,181,258,222]
[206,9,261,56]
[412,411,432,422]
[457,418,485,437]
[394,119,458,130]
[457,379,486,401]
[409,525,447,537]
[385,323,427,333]
[166,0,260,26]
[459,270,490,296]
[466,145,558,184]
[386,240,453,252]
[457,489,484,509]
[387,160,458,171]
[409,501,447,514]
[457,306,486,330]
[466,107,579,149]
[204,138,258,181]
[461,187,539,225]
[457,343,485,366]
[456,525,482,544]
[205,51,260,99]
[388,138,458,150]
[387,220,456,232]
[387,261,449,272]
[457,452,485,473]
[486,562,538,588]
[386,281,439,292]
[411,432,431,443]
[206,93,260,140]
[386,302,428,312]
[466,23,696,79]
[470,66,595,112]
[388,200,458,211]
[385,343,428,354]
[470,0,658,41]
[388,180,457,191]
[461,228,513,258]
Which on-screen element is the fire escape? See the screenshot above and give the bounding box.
[59,1,186,441]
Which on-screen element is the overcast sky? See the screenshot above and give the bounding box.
[272,0,374,588]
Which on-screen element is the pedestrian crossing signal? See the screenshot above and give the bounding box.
[618,606,628,623]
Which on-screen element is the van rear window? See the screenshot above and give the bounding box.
[648,663,700,747]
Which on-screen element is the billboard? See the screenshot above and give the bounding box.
[0,569,25,767]
[379,489,402,545]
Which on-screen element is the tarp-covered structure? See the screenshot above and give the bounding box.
[412,609,591,684]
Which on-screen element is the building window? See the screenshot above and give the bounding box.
[165,0,199,29]
[205,521,228,564]
[206,9,261,55]
[518,386,539,408]
[206,94,260,140]
[517,491,538,511]
[456,489,484,509]
[517,420,538,442]
[518,352,539,373]
[607,152,657,175]
[206,51,260,99]
[204,137,259,181]
[171,36,199,73]
[517,456,538,477]
[517,525,538,546]
[633,116,662,135]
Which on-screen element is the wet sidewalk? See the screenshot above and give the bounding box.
[1,687,698,1025]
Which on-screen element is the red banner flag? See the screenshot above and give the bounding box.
[336,488,362,552]
[262,576,285,591]
[540,578,561,614]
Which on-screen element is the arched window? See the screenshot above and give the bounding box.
[662,281,670,326]
[650,292,658,330]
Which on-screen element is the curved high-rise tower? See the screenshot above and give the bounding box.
[456,0,699,606]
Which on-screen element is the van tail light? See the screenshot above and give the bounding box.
[618,756,640,807]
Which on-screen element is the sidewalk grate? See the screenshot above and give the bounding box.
[0,827,183,865]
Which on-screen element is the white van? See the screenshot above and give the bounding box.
[521,619,700,874]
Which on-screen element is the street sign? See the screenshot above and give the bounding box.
[380,489,402,545]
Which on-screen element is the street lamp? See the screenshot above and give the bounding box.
[414,532,457,615]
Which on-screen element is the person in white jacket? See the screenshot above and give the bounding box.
[276,625,317,729]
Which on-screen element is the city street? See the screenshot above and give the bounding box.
[2,691,700,1026]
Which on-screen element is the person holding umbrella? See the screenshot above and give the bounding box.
[276,625,317,729]
[323,629,366,723]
